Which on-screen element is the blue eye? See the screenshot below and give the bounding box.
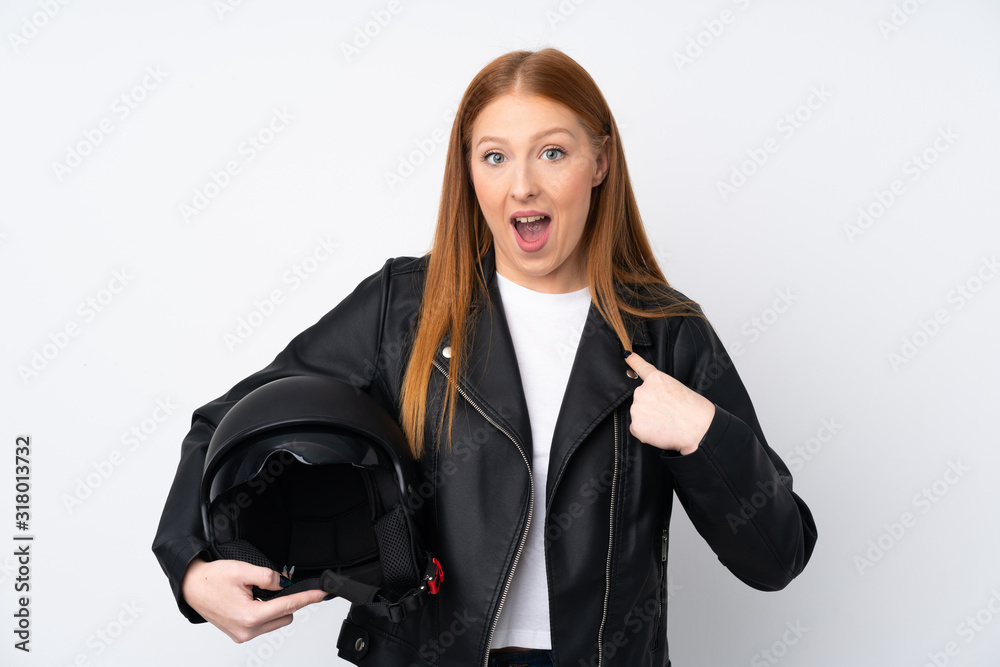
[542,147,566,160]
[483,151,506,165]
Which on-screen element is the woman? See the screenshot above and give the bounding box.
[153,48,817,667]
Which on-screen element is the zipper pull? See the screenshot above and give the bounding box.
[661,529,668,562]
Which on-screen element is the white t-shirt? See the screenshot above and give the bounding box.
[491,273,593,649]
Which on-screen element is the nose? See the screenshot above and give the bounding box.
[509,160,538,201]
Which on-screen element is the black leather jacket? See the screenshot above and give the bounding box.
[152,249,816,667]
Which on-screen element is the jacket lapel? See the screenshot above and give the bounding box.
[455,249,534,456]
[545,303,649,503]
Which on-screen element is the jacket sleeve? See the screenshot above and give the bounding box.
[151,259,396,622]
[660,312,817,591]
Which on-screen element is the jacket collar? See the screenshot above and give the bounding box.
[450,246,649,501]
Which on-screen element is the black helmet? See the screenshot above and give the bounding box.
[201,375,442,622]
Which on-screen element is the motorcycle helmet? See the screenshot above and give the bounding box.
[201,375,442,622]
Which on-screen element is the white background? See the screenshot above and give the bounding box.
[3,1,999,665]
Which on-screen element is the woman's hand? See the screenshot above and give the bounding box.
[181,558,327,643]
[624,351,716,455]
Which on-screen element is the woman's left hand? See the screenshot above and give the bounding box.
[624,351,716,455]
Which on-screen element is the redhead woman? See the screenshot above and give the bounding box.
[153,48,817,667]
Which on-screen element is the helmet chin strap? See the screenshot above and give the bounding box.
[321,555,443,624]
[214,517,443,623]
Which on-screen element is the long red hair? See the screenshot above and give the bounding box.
[400,48,700,458]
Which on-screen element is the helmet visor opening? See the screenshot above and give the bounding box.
[211,457,381,584]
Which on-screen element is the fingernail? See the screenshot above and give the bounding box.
[621,349,632,359]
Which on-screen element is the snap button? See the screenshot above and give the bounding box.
[442,345,452,359]
[355,638,366,652]
[626,369,639,380]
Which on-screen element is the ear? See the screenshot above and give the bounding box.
[591,136,611,187]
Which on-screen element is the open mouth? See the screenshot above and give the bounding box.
[512,214,551,243]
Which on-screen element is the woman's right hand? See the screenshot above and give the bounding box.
[181,557,328,643]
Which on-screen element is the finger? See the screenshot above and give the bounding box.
[623,350,657,381]
[253,588,328,625]
[239,563,283,592]
[227,587,326,635]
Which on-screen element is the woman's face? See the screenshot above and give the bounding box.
[469,92,609,293]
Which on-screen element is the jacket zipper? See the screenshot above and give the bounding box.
[652,527,667,651]
[432,360,533,667]
[596,409,620,667]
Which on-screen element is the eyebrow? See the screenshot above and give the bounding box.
[475,127,576,148]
